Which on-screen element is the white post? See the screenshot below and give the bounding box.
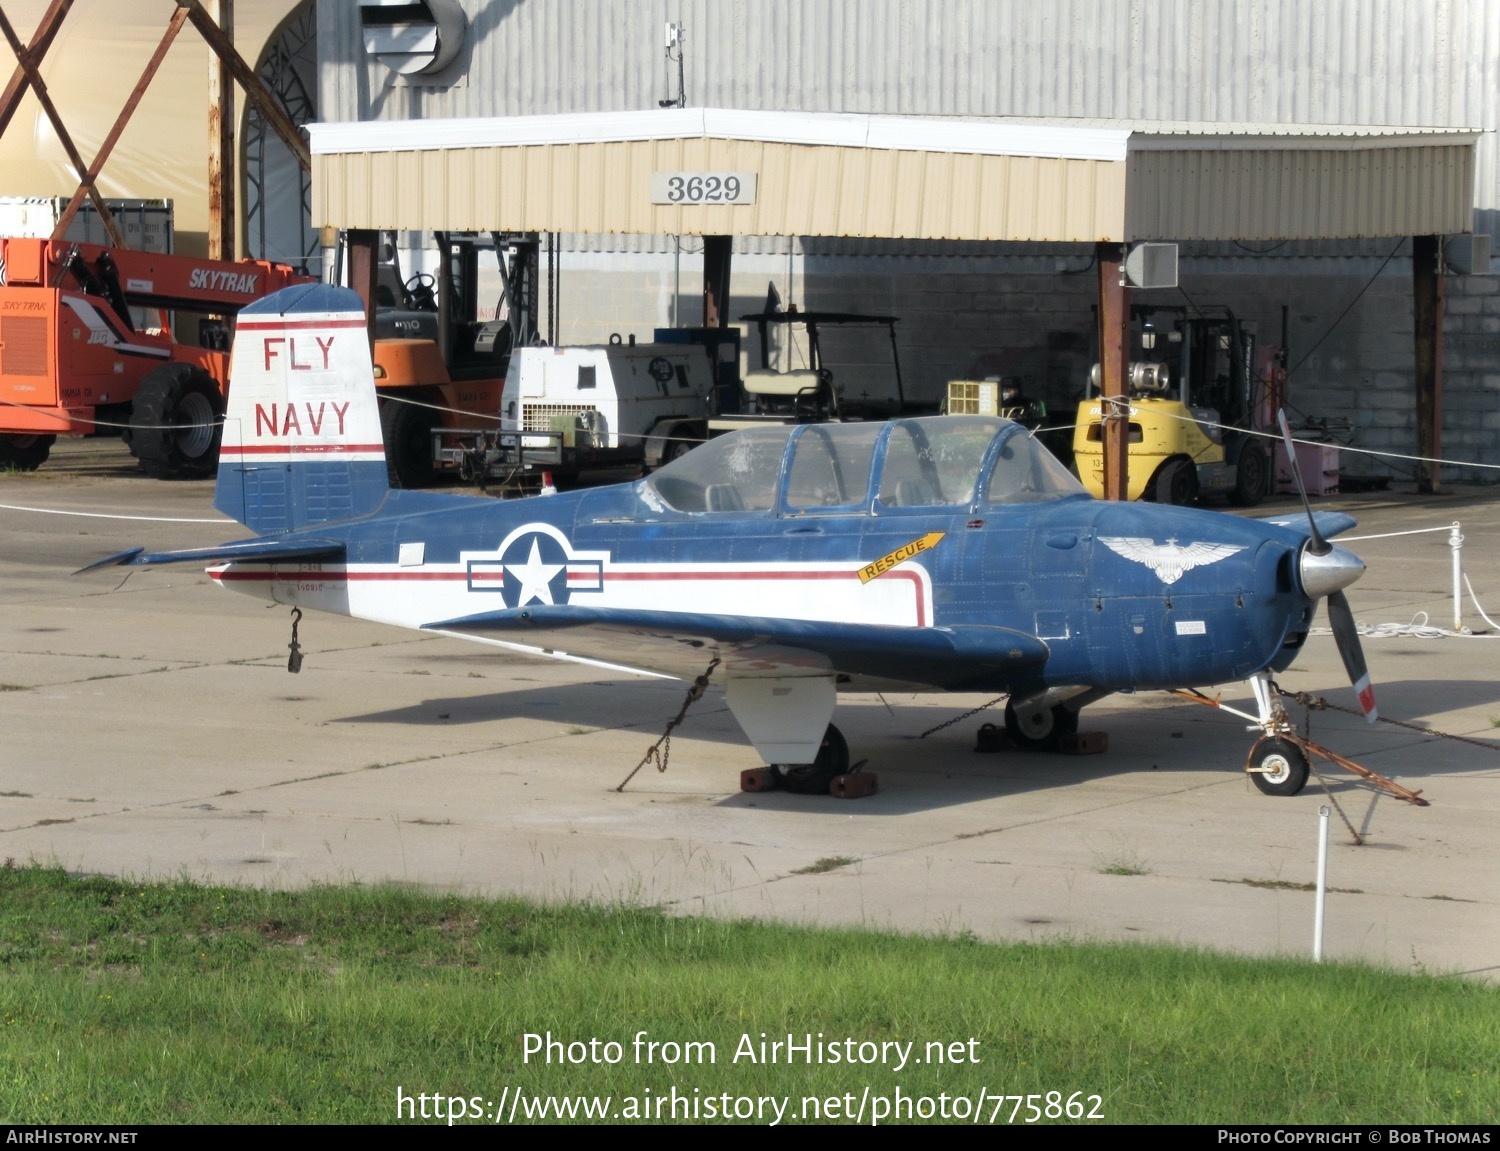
[1450,522,1465,633]
[1313,805,1330,962]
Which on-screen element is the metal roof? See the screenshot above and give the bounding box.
[309,108,1131,161]
[309,108,1479,243]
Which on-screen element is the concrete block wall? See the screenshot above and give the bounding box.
[543,242,1499,485]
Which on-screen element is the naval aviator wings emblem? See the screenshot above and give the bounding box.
[1098,536,1245,586]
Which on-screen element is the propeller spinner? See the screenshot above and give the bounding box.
[1276,410,1377,722]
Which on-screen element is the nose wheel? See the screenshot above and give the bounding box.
[1247,735,1310,797]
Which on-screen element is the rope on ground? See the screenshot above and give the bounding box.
[614,656,720,791]
[0,501,230,524]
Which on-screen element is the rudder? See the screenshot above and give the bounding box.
[214,283,388,533]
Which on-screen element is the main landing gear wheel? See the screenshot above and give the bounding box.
[1003,699,1079,751]
[128,363,223,478]
[1248,736,1310,797]
[0,433,55,471]
[772,724,849,795]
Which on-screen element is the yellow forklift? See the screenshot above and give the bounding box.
[1072,305,1271,506]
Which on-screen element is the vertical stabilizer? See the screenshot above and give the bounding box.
[214,284,387,533]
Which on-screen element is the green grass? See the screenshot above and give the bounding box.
[0,863,1494,1125]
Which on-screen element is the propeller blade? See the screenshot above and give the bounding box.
[1327,589,1377,723]
[1276,409,1330,556]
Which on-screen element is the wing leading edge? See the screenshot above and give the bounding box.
[424,605,1050,689]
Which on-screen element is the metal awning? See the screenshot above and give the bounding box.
[309,107,1479,243]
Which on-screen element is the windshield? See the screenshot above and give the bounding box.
[984,427,1089,504]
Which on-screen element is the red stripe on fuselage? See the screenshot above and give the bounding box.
[211,569,462,582]
[221,443,386,456]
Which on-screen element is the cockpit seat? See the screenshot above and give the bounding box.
[705,483,746,512]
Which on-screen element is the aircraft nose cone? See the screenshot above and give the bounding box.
[1300,542,1365,599]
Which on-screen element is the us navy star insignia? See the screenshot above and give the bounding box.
[508,538,565,606]
[1098,536,1245,585]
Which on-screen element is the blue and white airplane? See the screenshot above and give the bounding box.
[86,284,1375,797]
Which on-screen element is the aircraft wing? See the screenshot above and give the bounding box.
[1254,511,1357,539]
[424,605,1049,689]
[75,538,347,573]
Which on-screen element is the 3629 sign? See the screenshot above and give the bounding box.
[651,172,758,205]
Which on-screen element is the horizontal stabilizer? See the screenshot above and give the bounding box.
[1256,511,1357,540]
[424,605,1049,688]
[75,537,346,574]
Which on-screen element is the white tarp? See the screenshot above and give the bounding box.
[0,0,303,255]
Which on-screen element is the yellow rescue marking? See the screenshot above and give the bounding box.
[859,531,946,584]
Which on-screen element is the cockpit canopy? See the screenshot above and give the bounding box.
[641,416,1087,515]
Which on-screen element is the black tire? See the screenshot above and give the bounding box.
[0,433,55,471]
[1154,457,1198,506]
[1229,441,1269,507]
[128,363,223,479]
[1003,699,1079,751]
[380,398,438,489]
[772,724,849,796]
[1248,736,1310,797]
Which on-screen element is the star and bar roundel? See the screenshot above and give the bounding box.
[465,524,605,607]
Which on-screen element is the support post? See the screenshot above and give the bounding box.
[1413,234,1445,494]
[1096,242,1131,501]
[346,229,379,353]
[206,0,234,260]
[178,0,309,170]
[702,234,732,328]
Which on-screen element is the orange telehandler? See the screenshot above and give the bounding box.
[0,235,311,475]
[0,233,519,486]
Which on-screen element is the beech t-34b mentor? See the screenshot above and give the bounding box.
[85,284,1377,797]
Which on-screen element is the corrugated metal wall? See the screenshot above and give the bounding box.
[1127,144,1476,241]
[318,0,1499,217]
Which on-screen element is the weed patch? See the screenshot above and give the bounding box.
[791,856,858,876]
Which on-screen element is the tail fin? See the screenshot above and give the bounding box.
[214,284,388,533]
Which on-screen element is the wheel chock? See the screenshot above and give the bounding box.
[740,767,779,792]
[974,722,1004,753]
[1059,731,1108,755]
[830,772,878,798]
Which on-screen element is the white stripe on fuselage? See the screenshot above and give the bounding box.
[208,557,935,630]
